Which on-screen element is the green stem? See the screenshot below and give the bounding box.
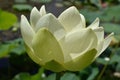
[97,62,108,80]
[97,46,117,80]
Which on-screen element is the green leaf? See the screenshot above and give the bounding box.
[10,39,25,55]
[0,38,26,58]
[12,73,31,80]
[30,0,52,3]
[0,44,10,58]
[96,57,108,65]
[13,4,32,11]
[80,9,102,23]
[87,68,99,80]
[102,5,120,22]
[60,73,79,80]
[102,23,120,34]
[116,62,120,72]
[109,54,120,64]
[44,73,56,80]
[0,10,17,30]
[31,67,45,80]
[15,0,27,3]
[114,35,120,41]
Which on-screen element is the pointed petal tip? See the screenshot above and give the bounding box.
[21,15,27,23]
[111,32,114,35]
[33,7,37,10]
[31,7,39,13]
[40,5,46,16]
[107,32,114,38]
[21,15,25,19]
[96,17,99,21]
[41,5,45,9]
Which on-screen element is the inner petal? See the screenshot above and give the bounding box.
[58,6,83,32]
[35,13,66,41]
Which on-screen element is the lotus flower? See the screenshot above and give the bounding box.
[20,5,113,72]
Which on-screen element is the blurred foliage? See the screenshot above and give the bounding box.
[0,0,120,80]
[13,4,32,11]
[0,10,17,30]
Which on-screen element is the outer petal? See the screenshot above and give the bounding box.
[40,5,46,16]
[32,28,64,65]
[20,15,35,47]
[95,33,114,58]
[64,49,97,71]
[102,33,114,51]
[59,28,98,62]
[26,44,65,72]
[25,44,42,65]
[43,60,65,72]
[88,18,99,29]
[93,27,104,42]
[30,7,41,28]
[58,6,83,32]
[80,14,86,27]
[35,13,66,40]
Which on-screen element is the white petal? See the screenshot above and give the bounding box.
[58,6,83,32]
[30,7,41,29]
[95,40,104,58]
[72,14,86,31]
[96,33,114,57]
[20,15,35,47]
[40,5,46,16]
[101,33,114,53]
[88,18,99,29]
[93,27,104,42]
[35,13,66,40]
[59,28,98,62]
[80,14,86,27]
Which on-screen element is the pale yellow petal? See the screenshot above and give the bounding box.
[93,27,104,42]
[20,15,35,47]
[40,5,46,16]
[35,13,65,40]
[32,28,64,65]
[100,33,114,55]
[30,7,41,28]
[96,33,113,58]
[88,18,99,29]
[58,6,82,32]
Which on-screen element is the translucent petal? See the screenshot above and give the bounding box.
[95,40,104,58]
[88,18,99,29]
[95,33,113,58]
[58,6,82,32]
[32,28,64,65]
[35,13,65,40]
[40,5,46,16]
[20,15,35,47]
[93,27,104,42]
[63,49,97,71]
[100,33,114,54]
[59,28,98,62]
[30,7,41,28]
